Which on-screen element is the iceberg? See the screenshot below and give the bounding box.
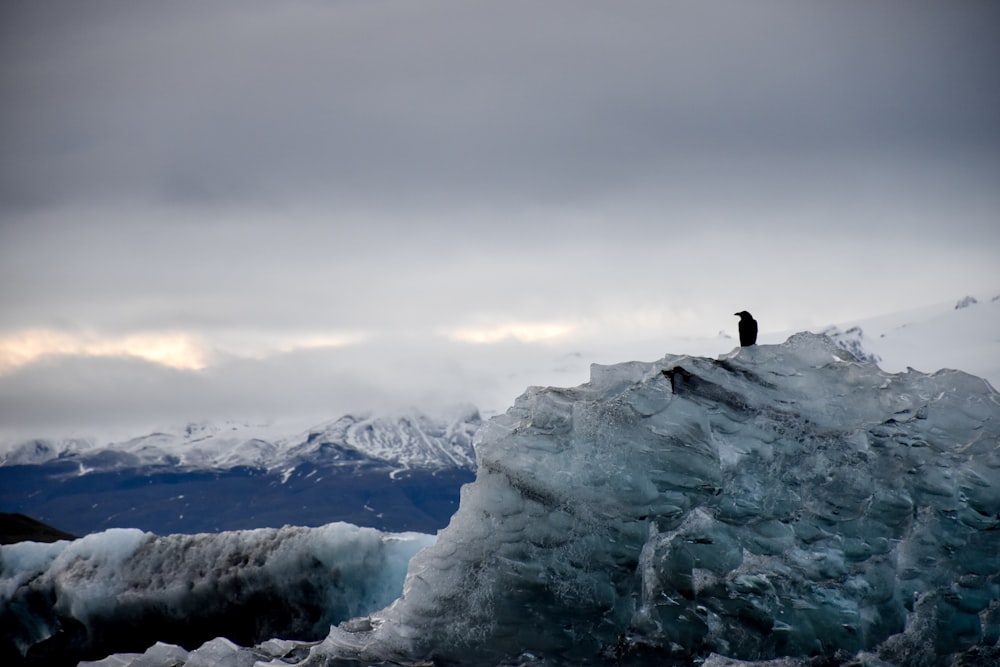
[6,333,1000,665]
[298,334,1000,666]
[0,523,433,666]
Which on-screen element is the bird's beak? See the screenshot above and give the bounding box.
[733,312,740,316]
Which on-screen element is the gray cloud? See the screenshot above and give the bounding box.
[0,332,608,440]
[2,1,998,210]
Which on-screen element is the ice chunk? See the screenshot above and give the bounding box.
[1,523,433,664]
[78,641,190,667]
[301,333,1000,665]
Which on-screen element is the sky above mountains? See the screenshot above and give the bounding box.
[1,1,998,435]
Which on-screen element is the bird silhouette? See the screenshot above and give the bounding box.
[734,311,758,347]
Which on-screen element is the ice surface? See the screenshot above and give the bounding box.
[833,292,1000,391]
[14,331,1000,666]
[0,522,433,665]
[298,333,1000,665]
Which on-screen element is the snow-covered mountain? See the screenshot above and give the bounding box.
[5,330,999,666]
[286,407,479,471]
[1,407,480,472]
[0,409,480,537]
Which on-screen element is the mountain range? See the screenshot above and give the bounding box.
[0,409,480,536]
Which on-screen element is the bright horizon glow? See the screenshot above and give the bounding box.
[0,329,377,374]
[0,329,209,373]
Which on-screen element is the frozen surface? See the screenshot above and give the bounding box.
[0,523,433,665]
[298,333,1000,665]
[830,293,1000,392]
[13,331,1000,666]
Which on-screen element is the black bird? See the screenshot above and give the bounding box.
[734,311,758,347]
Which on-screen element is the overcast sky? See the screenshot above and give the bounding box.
[1,1,998,438]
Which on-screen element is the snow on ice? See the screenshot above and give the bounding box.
[4,328,1000,665]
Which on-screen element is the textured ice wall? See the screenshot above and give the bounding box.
[300,333,1000,665]
[0,523,432,665]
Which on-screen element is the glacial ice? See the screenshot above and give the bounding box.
[288,333,1000,666]
[7,332,1000,666]
[0,522,433,665]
